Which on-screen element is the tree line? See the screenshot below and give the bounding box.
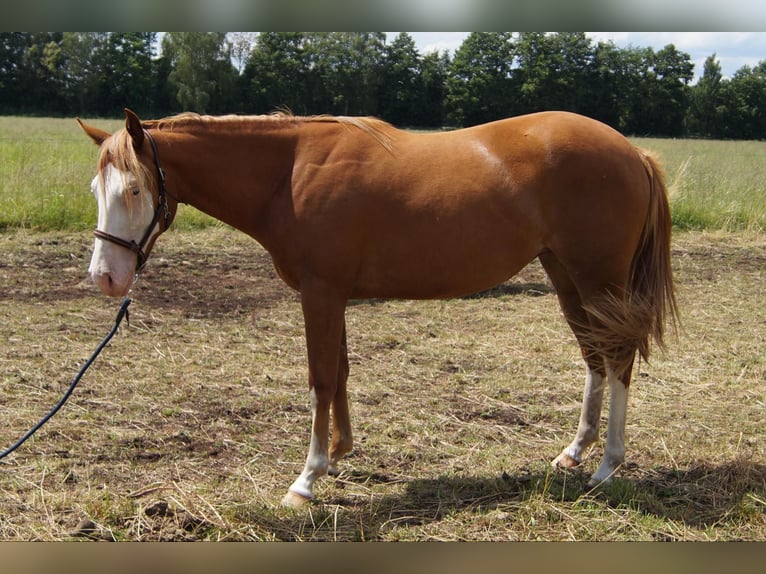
[2,32,766,139]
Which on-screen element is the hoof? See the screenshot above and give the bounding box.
[281,490,312,508]
[586,463,619,488]
[552,451,581,470]
[585,474,612,489]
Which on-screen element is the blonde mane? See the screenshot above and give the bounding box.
[331,116,395,152]
[142,111,396,153]
[97,128,156,213]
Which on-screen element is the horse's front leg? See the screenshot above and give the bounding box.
[281,284,348,508]
[328,323,353,475]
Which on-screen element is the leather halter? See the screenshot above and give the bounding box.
[93,129,171,272]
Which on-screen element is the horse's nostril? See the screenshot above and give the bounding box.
[92,271,121,296]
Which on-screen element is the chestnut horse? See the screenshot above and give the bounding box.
[79,109,677,507]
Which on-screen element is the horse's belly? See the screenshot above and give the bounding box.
[350,230,540,300]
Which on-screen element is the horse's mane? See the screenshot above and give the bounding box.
[96,128,156,213]
[316,115,395,152]
[142,111,395,152]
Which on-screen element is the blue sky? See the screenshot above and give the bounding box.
[399,32,766,81]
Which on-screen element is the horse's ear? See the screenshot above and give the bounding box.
[77,117,110,146]
[124,108,144,149]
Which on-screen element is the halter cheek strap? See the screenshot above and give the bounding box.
[93,129,171,272]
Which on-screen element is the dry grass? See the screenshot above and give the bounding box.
[0,227,764,540]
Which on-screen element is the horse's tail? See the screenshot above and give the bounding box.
[584,148,679,376]
[630,148,680,358]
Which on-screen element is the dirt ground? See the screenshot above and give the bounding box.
[0,228,764,540]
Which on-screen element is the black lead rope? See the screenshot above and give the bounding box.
[0,297,132,462]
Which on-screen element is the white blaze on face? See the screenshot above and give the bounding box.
[89,164,155,297]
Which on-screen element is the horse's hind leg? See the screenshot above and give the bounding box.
[588,358,634,485]
[539,252,608,471]
[541,250,639,485]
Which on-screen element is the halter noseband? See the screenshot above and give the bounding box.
[93,129,171,272]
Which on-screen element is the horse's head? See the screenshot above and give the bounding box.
[79,109,177,297]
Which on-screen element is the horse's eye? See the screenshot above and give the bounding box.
[130,187,141,196]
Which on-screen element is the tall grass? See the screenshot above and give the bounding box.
[1,117,764,232]
[633,137,766,232]
[0,117,105,230]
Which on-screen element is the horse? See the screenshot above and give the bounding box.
[78,108,677,507]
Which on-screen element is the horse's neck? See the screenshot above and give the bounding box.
[160,125,296,239]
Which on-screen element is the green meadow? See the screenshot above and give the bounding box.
[1,116,765,232]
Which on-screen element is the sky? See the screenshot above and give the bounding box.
[400,32,766,82]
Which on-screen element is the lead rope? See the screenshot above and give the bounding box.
[0,297,132,462]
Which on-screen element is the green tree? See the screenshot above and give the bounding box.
[688,54,726,138]
[651,44,694,136]
[0,33,26,112]
[91,33,156,116]
[513,32,594,115]
[20,33,66,114]
[244,32,308,114]
[162,32,238,113]
[445,32,514,126]
[378,32,424,126]
[586,40,635,130]
[725,62,766,139]
[56,32,102,115]
[607,46,650,134]
[624,45,693,136]
[419,50,450,127]
[305,32,386,116]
